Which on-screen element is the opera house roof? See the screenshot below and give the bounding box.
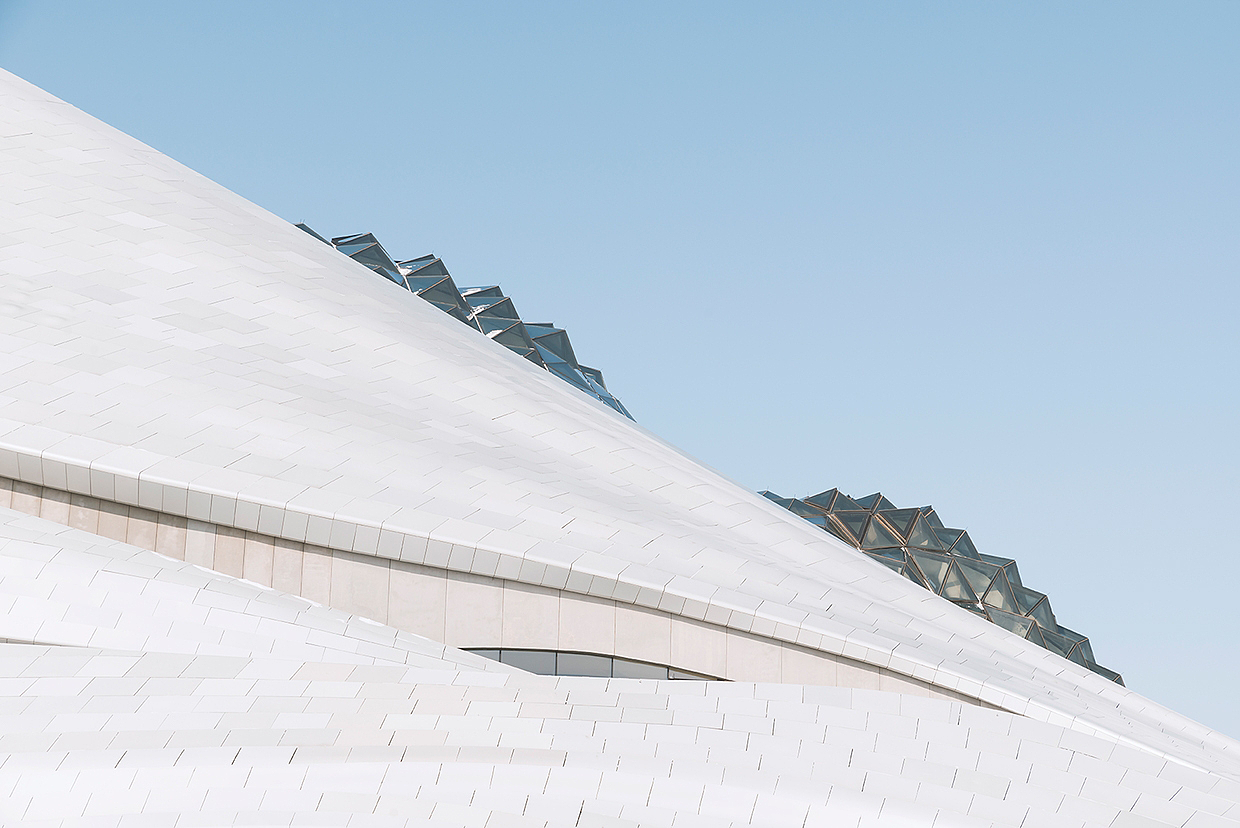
[0,67,1236,826]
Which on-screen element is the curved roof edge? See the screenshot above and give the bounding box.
[1,66,1237,782]
[1,435,1235,781]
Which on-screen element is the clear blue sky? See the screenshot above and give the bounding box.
[3,2,1238,736]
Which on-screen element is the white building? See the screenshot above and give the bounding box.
[0,67,1237,827]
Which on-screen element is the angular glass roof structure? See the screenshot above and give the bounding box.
[762,487,1123,683]
[298,225,632,419]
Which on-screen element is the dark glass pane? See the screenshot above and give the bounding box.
[456,306,483,329]
[933,527,964,550]
[977,555,1018,588]
[500,650,557,675]
[908,549,950,592]
[877,509,918,539]
[579,365,607,388]
[1058,627,1094,665]
[606,397,633,419]
[824,520,854,544]
[920,508,944,529]
[906,516,945,550]
[491,324,538,355]
[760,491,792,506]
[346,242,401,276]
[831,492,864,512]
[902,558,930,589]
[475,313,517,334]
[523,323,556,336]
[950,532,980,559]
[868,547,905,564]
[1089,664,1123,685]
[536,342,571,366]
[531,328,577,364]
[556,653,613,677]
[613,658,668,679]
[401,257,448,277]
[830,511,868,544]
[1012,585,1045,616]
[473,296,520,320]
[786,499,823,519]
[330,231,375,250]
[1027,596,1057,631]
[547,362,594,392]
[983,572,1019,614]
[417,278,469,312]
[869,554,903,573]
[295,222,330,244]
[1065,644,1089,667]
[1024,623,1047,649]
[1040,628,1075,659]
[985,606,1033,637]
[853,493,882,511]
[860,517,903,550]
[955,558,998,597]
[803,489,840,510]
[461,285,505,301]
[876,495,898,511]
[940,562,979,602]
[406,274,449,292]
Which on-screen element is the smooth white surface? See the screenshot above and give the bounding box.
[0,507,1237,827]
[0,478,990,698]
[0,65,1238,820]
[0,507,501,674]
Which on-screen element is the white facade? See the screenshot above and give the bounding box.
[0,67,1237,826]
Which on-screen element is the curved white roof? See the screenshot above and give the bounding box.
[2,508,1237,827]
[0,506,501,673]
[0,63,1237,808]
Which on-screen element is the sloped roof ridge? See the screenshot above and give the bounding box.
[0,68,1236,778]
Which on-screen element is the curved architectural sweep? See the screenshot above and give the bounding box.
[0,67,1238,823]
[1,508,1238,827]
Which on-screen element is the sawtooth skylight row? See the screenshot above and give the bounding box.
[762,487,1123,684]
[297,224,632,419]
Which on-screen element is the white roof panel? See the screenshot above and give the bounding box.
[0,67,1236,786]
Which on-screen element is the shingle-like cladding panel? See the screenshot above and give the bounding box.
[0,67,1235,791]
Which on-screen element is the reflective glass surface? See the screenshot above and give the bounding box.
[465,649,721,680]
[908,549,950,592]
[301,224,633,419]
[906,516,945,550]
[831,511,868,543]
[613,659,671,679]
[500,649,556,675]
[940,562,978,602]
[877,508,918,538]
[556,652,613,677]
[761,486,1121,683]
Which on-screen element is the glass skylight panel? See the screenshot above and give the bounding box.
[299,219,1118,682]
[300,224,633,419]
[763,486,1121,683]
